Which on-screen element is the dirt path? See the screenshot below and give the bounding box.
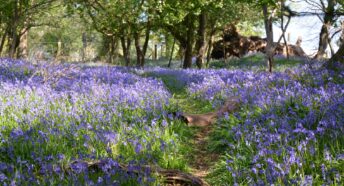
[189,126,219,179]
[180,97,240,183]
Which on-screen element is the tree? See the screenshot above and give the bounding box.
[310,0,338,60]
[248,0,279,72]
[156,0,261,69]
[67,0,157,66]
[0,0,56,58]
[323,1,344,68]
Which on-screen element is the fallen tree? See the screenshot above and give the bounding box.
[181,96,241,127]
[211,24,305,59]
[67,160,209,186]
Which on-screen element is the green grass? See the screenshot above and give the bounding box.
[208,54,307,71]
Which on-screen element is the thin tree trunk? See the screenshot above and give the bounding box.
[315,0,336,60]
[121,36,131,66]
[340,21,344,46]
[183,14,195,69]
[263,4,275,73]
[222,29,227,63]
[206,37,213,67]
[142,19,150,63]
[325,43,344,68]
[206,27,216,67]
[168,38,176,68]
[195,11,207,69]
[9,0,19,58]
[0,30,7,56]
[56,40,62,62]
[179,44,185,67]
[134,32,143,67]
[278,1,290,59]
[81,32,87,63]
[109,36,118,64]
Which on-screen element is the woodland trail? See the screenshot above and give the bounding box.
[175,96,240,185]
[189,125,219,179]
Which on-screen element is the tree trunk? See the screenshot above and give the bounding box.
[109,36,118,64]
[121,36,131,66]
[325,43,344,69]
[9,6,18,58]
[206,36,213,67]
[181,96,240,127]
[168,38,176,68]
[278,1,290,59]
[9,32,19,59]
[183,14,195,69]
[81,32,87,62]
[315,0,336,60]
[141,21,150,67]
[134,32,143,67]
[316,24,331,59]
[110,36,115,63]
[222,29,227,63]
[0,30,7,56]
[165,34,173,59]
[206,26,216,67]
[195,11,207,69]
[154,44,158,60]
[9,0,19,58]
[340,21,344,46]
[56,40,62,61]
[263,4,275,73]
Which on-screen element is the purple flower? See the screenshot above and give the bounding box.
[10,128,23,139]
[135,143,142,154]
[336,154,344,160]
[70,161,88,174]
[97,176,103,183]
[0,173,7,182]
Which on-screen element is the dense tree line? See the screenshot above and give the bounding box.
[0,0,343,69]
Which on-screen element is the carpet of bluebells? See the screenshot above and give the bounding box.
[0,58,343,185]
[0,59,188,185]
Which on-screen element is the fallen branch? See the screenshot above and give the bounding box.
[181,96,241,126]
[68,160,209,186]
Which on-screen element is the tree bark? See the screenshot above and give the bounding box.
[325,43,344,69]
[181,96,240,127]
[315,0,336,60]
[222,29,227,63]
[206,36,213,67]
[0,30,7,56]
[195,11,207,69]
[81,33,87,62]
[206,26,216,67]
[9,0,19,58]
[109,36,118,64]
[168,38,176,68]
[56,40,62,61]
[141,25,150,66]
[263,4,275,73]
[183,14,195,69]
[278,1,290,59]
[69,160,209,186]
[121,36,131,66]
[134,32,143,67]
